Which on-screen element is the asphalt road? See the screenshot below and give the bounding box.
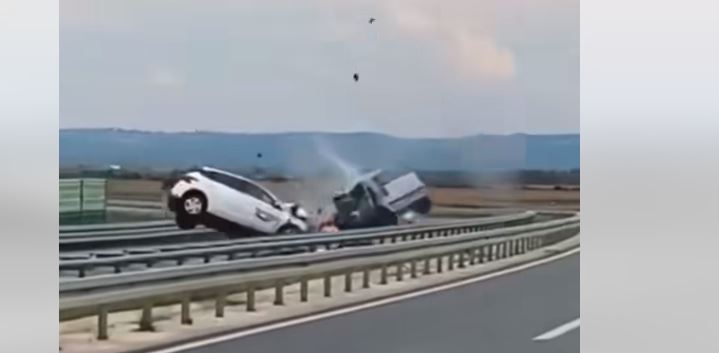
[181,252,579,353]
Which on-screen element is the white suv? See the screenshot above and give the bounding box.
[167,167,310,235]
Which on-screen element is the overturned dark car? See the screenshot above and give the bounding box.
[331,170,432,230]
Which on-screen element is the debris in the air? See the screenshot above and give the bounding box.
[353,73,359,82]
[257,153,263,158]
[369,18,376,24]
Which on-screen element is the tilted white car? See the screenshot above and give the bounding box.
[167,167,309,235]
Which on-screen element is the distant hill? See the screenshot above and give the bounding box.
[60,129,579,175]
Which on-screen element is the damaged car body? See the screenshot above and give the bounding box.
[167,167,310,236]
[331,170,432,230]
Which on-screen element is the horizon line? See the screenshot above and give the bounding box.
[60,127,580,139]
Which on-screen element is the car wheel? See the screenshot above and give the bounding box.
[182,192,206,217]
[376,207,398,227]
[278,224,302,235]
[176,214,196,230]
[411,196,432,214]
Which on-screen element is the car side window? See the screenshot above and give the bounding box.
[244,183,275,205]
[205,172,247,191]
[204,171,275,205]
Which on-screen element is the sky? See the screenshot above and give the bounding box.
[60,0,578,138]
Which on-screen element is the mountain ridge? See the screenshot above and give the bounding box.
[60,128,580,174]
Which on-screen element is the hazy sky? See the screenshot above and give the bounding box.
[61,0,578,138]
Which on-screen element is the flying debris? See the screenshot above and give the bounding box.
[369,18,376,24]
[353,73,359,82]
[257,153,263,159]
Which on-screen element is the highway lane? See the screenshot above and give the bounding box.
[175,252,579,353]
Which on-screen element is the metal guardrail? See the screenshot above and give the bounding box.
[58,210,527,252]
[59,212,538,277]
[59,213,579,340]
[60,220,175,234]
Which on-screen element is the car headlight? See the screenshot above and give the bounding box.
[294,207,308,220]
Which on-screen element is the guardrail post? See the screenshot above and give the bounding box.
[246,287,256,312]
[517,238,523,253]
[436,256,443,273]
[396,263,404,281]
[509,240,515,256]
[139,302,154,331]
[469,249,477,265]
[274,282,285,305]
[502,242,509,258]
[345,272,353,292]
[300,278,309,302]
[380,265,388,284]
[423,258,431,275]
[516,238,522,254]
[324,275,332,297]
[410,260,418,278]
[362,269,371,288]
[448,253,455,271]
[97,305,108,340]
[216,292,226,318]
[459,251,466,268]
[181,296,192,325]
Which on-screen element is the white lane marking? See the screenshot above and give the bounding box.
[533,318,580,341]
[150,247,580,353]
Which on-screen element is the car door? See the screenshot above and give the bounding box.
[242,182,285,234]
[203,172,257,227]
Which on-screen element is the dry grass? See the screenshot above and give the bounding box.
[106,180,164,202]
[107,179,579,211]
[428,187,579,210]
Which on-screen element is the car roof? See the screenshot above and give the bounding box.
[194,166,279,199]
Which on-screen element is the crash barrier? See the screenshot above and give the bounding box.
[59,213,578,339]
[59,179,107,224]
[60,220,176,236]
[58,208,535,250]
[59,211,540,277]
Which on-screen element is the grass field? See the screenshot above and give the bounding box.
[105,179,579,211]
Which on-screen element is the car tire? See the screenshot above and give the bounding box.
[181,192,207,216]
[175,191,206,230]
[411,196,432,214]
[375,207,398,227]
[176,214,196,230]
[277,224,302,235]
